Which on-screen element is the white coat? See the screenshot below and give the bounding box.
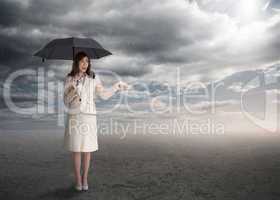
[63,74,101,115]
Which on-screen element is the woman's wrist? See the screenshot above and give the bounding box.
[113,84,119,92]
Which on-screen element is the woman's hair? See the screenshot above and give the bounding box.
[67,51,95,79]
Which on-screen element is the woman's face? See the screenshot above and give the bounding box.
[78,56,89,73]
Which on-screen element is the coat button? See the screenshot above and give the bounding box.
[79,98,81,101]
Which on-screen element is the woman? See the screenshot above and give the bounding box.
[63,51,128,191]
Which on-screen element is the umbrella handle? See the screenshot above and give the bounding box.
[72,47,75,61]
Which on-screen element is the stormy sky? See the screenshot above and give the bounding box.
[1,0,280,83]
[1,0,280,132]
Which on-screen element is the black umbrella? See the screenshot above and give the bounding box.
[33,37,112,62]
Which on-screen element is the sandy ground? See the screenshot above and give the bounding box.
[1,129,280,200]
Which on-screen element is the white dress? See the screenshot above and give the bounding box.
[63,74,101,152]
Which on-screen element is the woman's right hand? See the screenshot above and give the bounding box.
[113,81,129,91]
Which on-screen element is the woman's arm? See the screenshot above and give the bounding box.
[94,75,129,100]
[95,83,119,100]
[64,76,74,90]
[63,76,79,106]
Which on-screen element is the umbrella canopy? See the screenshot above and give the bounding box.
[33,37,112,61]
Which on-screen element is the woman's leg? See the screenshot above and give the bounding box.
[72,152,82,186]
[82,152,91,185]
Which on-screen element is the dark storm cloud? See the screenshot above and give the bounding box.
[1,0,202,78]
[0,0,95,27]
[0,0,23,27]
[109,63,152,77]
[1,0,280,82]
[0,0,97,69]
[61,1,218,63]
